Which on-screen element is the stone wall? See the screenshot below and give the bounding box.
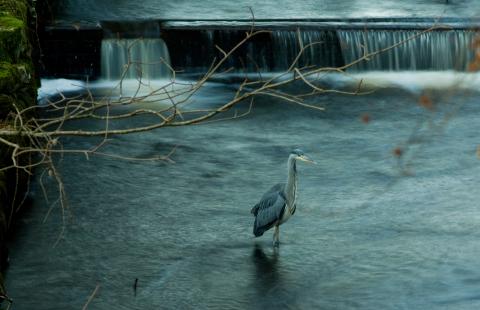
[0,0,37,300]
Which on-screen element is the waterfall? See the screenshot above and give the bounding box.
[99,29,476,76]
[163,29,343,72]
[338,30,476,71]
[271,30,342,70]
[165,28,476,73]
[100,38,171,80]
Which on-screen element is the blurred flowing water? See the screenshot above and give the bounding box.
[101,39,171,80]
[5,70,480,309]
[338,30,477,71]
[52,0,480,23]
[98,28,479,78]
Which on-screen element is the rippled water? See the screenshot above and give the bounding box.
[53,0,480,23]
[6,73,480,309]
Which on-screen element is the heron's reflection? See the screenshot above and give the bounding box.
[251,244,281,296]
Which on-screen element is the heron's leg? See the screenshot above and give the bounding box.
[273,225,280,247]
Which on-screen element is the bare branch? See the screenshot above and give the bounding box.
[82,284,100,310]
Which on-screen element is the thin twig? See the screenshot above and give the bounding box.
[82,284,100,310]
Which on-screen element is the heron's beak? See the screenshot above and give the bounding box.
[299,154,316,164]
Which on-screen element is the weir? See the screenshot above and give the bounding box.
[162,29,343,72]
[39,19,480,79]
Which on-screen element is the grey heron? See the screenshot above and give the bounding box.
[251,149,315,246]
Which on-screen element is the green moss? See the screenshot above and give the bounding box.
[0,0,28,21]
[0,62,35,115]
[0,15,22,29]
[0,62,16,92]
[0,16,28,64]
[0,62,26,91]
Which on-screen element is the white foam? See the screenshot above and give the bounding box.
[323,71,480,94]
[38,78,194,111]
[37,78,86,101]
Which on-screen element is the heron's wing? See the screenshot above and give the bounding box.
[251,191,286,237]
[250,183,284,216]
[262,183,285,198]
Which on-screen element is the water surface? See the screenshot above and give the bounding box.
[53,0,480,24]
[6,73,480,309]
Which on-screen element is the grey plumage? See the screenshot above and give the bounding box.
[251,149,314,246]
[251,184,287,237]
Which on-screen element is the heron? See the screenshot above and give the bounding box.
[251,149,315,246]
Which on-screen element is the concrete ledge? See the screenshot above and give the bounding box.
[160,17,480,30]
[40,18,480,79]
[46,17,480,32]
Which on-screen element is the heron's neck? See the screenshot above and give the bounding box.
[285,155,297,206]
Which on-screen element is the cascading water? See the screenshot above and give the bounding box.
[165,28,477,73]
[100,38,171,80]
[271,30,343,70]
[164,29,343,73]
[338,30,476,71]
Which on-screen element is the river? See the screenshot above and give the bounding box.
[5,71,480,309]
[52,0,479,24]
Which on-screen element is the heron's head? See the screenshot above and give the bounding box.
[291,149,316,164]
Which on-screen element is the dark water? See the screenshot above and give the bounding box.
[6,73,480,309]
[53,0,480,23]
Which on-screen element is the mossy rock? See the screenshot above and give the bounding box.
[0,0,34,296]
[0,62,32,93]
[0,0,28,21]
[0,62,35,115]
[0,15,29,64]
